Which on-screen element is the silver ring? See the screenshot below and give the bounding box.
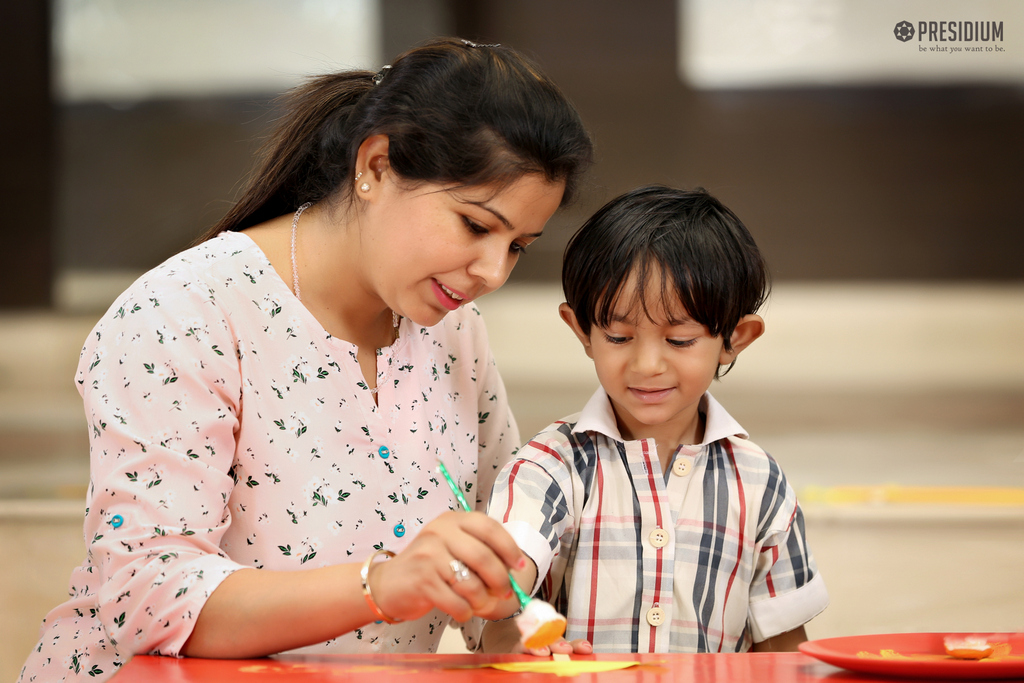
[449,559,471,583]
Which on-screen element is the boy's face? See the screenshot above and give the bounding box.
[560,273,762,448]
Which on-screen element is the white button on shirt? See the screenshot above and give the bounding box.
[646,606,666,626]
[649,528,670,548]
[671,457,691,477]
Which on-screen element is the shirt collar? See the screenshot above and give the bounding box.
[572,387,748,446]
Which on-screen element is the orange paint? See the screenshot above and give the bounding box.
[522,615,567,649]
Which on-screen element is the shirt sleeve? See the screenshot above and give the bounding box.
[746,462,829,642]
[76,271,248,658]
[486,431,576,596]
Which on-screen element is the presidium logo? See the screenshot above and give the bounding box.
[894,21,915,42]
[893,19,1004,45]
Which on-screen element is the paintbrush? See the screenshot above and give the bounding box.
[436,459,567,649]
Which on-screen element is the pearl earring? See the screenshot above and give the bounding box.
[355,171,370,193]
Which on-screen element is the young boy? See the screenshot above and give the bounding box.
[483,186,828,654]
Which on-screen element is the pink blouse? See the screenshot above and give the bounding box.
[19,231,518,682]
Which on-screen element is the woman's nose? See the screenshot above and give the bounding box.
[468,242,511,291]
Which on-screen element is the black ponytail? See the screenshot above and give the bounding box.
[202,37,592,240]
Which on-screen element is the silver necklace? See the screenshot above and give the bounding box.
[290,203,400,395]
[290,202,312,301]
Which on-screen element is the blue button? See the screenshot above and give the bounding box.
[393,523,405,537]
[378,446,390,459]
[110,514,124,529]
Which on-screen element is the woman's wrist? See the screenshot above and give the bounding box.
[359,549,403,624]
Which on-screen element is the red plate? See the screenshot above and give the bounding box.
[799,633,1024,680]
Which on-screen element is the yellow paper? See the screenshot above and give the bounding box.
[483,661,641,677]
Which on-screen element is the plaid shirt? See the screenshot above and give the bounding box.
[488,389,828,653]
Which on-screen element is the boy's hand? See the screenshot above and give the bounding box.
[516,637,593,657]
[484,617,593,655]
[751,626,808,652]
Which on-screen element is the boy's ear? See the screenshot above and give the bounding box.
[719,314,765,365]
[558,303,595,359]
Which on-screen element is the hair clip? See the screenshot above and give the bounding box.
[461,39,501,48]
[372,65,392,86]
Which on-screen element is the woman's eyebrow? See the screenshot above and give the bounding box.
[467,201,544,238]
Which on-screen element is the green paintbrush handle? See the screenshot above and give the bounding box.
[437,460,531,610]
[438,460,473,513]
[508,575,531,608]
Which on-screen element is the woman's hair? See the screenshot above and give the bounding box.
[200,37,592,238]
[562,185,770,374]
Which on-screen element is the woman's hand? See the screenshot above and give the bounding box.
[369,510,527,623]
[184,511,526,658]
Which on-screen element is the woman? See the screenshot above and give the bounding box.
[20,37,592,682]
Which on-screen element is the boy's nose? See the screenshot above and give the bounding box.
[631,342,666,376]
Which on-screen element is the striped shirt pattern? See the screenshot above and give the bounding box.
[489,389,828,653]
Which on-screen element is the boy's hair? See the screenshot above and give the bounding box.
[562,185,769,373]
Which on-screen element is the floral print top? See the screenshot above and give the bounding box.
[19,231,519,682]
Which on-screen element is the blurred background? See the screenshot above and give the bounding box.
[1,0,1022,676]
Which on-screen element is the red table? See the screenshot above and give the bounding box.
[109,652,881,682]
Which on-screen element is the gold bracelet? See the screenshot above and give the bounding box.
[359,548,403,624]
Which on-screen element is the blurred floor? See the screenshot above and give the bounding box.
[2,282,1022,675]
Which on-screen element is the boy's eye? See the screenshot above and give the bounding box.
[603,333,629,345]
[668,338,697,348]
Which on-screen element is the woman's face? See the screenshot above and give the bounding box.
[358,172,565,327]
